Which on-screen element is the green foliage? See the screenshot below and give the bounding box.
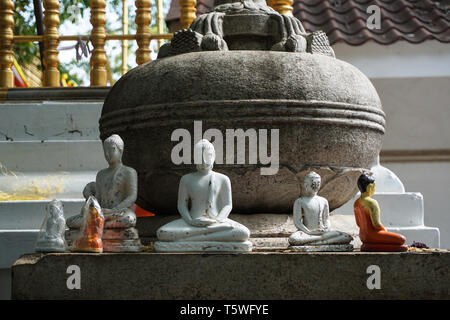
[13,0,171,86]
[14,0,40,66]
[59,0,90,22]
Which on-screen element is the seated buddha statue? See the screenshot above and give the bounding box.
[289,171,353,251]
[155,139,252,252]
[66,134,138,229]
[354,173,407,252]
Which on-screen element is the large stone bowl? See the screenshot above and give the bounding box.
[100,51,385,214]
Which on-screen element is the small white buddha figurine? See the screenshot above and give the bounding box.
[155,139,252,252]
[67,134,138,229]
[289,171,353,251]
[35,200,66,252]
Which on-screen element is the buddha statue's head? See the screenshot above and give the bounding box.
[357,173,376,196]
[48,199,63,219]
[103,134,124,166]
[304,171,321,197]
[194,139,215,173]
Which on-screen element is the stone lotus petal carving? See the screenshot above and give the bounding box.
[143,165,366,214]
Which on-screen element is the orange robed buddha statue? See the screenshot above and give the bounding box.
[354,173,408,252]
[72,196,105,253]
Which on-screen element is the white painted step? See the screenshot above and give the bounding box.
[0,140,104,171]
[334,192,426,227]
[0,171,97,199]
[0,199,83,230]
[0,101,102,142]
[387,226,440,248]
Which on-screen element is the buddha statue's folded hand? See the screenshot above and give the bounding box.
[102,208,126,220]
[308,229,325,236]
[189,217,217,227]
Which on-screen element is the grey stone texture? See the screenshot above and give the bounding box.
[100,51,384,215]
[12,251,449,299]
[289,244,354,252]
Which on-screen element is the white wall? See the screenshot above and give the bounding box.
[334,40,450,249]
[334,40,450,79]
[384,162,450,249]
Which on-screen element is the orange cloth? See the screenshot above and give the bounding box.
[135,204,155,217]
[354,199,405,245]
[74,206,104,251]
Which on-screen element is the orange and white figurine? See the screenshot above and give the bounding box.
[354,173,407,252]
[72,196,105,253]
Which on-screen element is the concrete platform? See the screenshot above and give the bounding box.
[12,251,449,300]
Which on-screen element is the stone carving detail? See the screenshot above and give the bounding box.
[306,31,335,58]
[158,0,334,58]
[167,29,203,55]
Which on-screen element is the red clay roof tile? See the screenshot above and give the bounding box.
[166,0,450,45]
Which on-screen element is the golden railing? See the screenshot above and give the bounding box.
[267,0,294,16]
[0,0,292,88]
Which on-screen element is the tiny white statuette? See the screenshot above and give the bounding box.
[155,139,252,252]
[289,172,353,252]
[35,200,67,252]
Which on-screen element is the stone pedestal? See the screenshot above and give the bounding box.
[12,251,450,299]
[154,240,253,252]
[289,244,354,252]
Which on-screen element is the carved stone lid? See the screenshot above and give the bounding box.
[158,0,335,58]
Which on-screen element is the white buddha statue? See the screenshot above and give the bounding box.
[155,139,252,252]
[289,171,353,251]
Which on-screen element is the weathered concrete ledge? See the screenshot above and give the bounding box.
[0,87,109,102]
[12,251,449,300]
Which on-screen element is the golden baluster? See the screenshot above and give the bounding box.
[0,0,14,88]
[269,0,293,16]
[121,0,128,75]
[43,0,61,87]
[90,0,107,86]
[135,0,151,65]
[180,0,196,30]
[156,0,164,49]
